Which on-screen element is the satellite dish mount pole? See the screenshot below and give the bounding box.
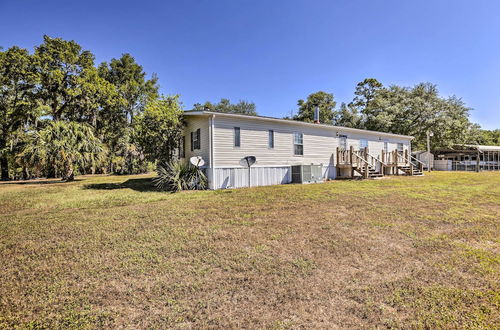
[247,158,251,188]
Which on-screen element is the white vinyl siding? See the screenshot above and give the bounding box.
[184,116,210,166]
[210,115,411,168]
[212,116,336,167]
[183,113,412,189]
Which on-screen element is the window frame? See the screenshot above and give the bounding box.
[293,132,304,156]
[359,138,368,151]
[191,128,201,151]
[339,134,347,150]
[397,142,404,154]
[383,141,388,153]
[234,127,241,148]
[268,130,274,149]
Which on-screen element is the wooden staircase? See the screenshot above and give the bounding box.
[336,147,425,179]
[387,150,425,176]
[354,165,384,178]
[337,146,386,179]
[398,165,424,176]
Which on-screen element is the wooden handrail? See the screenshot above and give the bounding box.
[395,152,407,164]
[367,152,388,167]
[337,146,423,176]
[409,154,426,167]
[352,152,370,166]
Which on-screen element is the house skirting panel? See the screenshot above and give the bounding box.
[210,165,336,189]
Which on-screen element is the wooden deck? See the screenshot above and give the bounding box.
[336,146,424,179]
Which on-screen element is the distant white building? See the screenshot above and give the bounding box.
[433,144,500,172]
[413,151,434,170]
[182,111,416,189]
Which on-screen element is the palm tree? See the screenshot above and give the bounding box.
[21,121,102,181]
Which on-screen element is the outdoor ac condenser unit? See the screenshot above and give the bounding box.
[291,164,324,184]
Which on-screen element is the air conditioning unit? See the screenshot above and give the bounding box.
[291,164,324,184]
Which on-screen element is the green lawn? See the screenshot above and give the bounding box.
[0,172,499,328]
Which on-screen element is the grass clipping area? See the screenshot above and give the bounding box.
[0,172,499,328]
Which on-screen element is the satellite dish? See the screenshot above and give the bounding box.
[239,156,256,167]
[190,156,205,167]
[239,156,257,188]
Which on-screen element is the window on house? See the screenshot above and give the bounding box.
[268,130,274,148]
[234,127,240,147]
[397,143,404,154]
[179,136,185,158]
[359,139,368,151]
[383,141,388,153]
[191,128,200,151]
[293,132,303,155]
[339,135,347,150]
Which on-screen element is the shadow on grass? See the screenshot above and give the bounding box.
[84,178,158,192]
[0,179,84,185]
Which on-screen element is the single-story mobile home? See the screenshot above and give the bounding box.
[182,111,419,189]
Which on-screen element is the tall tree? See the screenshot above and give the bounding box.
[478,129,500,145]
[349,78,384,130]
[67,67,122,127]
[348,80,477,150]
[193,98,257,116]
[334,102,362,128]
[294,91,336,124]
[0,46,37,180]
[33,35,95,121]
[98,53,158,124]
[135,95,183,164]
[98,54,158,173]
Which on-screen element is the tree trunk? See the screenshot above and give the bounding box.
[66,171,75,181]
[47,159,56,178]
[0,154,8,181]
[0,134,8,180]
[63,160,75,182]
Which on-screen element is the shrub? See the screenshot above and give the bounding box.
[153,161,207,192]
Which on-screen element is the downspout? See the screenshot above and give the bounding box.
[209,114,215,189]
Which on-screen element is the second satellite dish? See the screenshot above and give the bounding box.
[239,156,256,167]
[190,156,205,167]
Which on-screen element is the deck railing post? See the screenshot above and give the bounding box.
[349,146,354,178]
[336,147,339,167]
[394,150,399,175]
[410,163,414,176]
[476,151,480,172]
[364,160,369,179]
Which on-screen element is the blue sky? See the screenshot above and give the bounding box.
[1,0,499,129]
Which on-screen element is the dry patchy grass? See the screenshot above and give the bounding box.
[0,172,499,328]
